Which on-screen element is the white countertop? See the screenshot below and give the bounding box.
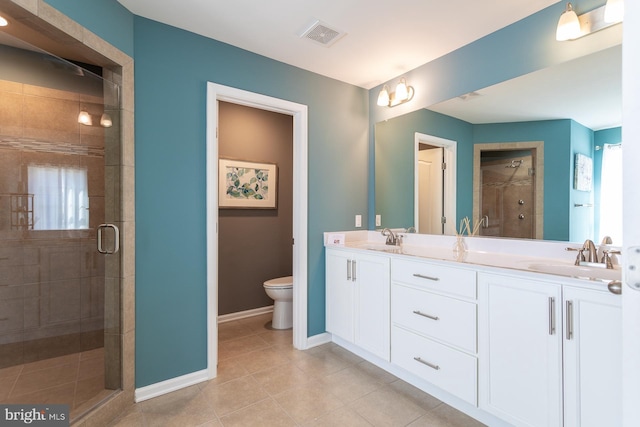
[324,230,622,287]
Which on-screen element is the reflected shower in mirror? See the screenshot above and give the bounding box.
[374,44,622,243]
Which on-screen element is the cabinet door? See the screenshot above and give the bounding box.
[478,273,563,427]
[354,253,390,360]
[563,286,622,427]
[325,249,354,342]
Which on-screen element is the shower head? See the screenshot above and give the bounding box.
[505,160,523,168]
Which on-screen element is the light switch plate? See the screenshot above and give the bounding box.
[375,215,381,227]
[355,215,362,228]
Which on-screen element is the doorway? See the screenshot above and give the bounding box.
[414,133,457,235]
[206,83,309,380]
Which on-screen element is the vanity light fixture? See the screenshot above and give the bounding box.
[556,1,623,41]
[0,15,8,26]
[377,77,415,108]
[78,109,92,126]
[100,113,113,128]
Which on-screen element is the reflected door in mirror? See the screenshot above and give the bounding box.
[418,145,444,234]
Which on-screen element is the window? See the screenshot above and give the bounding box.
[28,165,89,230]
[599,144,622,243]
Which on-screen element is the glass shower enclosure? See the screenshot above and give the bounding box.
[0,32,122,420]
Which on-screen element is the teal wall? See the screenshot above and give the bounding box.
[44,0,134,57]
[374,109,473,230]
[133,17,369,387]
[569,121,595,242]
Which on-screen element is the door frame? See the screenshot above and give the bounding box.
[414,133,456,235]
[206,83,309,379]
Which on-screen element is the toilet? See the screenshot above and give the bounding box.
[263,276,293,329]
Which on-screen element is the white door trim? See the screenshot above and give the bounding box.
[206,83,309,379]
[414,133,457,235]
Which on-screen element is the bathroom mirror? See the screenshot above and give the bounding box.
[374,43,622,243]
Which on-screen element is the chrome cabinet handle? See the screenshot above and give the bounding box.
[412,273,440,281]
[97,223,120,254]
[566,300,574,340]
[548,297,556,335]
[413,356,440,370]
[608,280,622,295]
[413,310,439,321]
[347,259,352,281]
[352,260,357,282]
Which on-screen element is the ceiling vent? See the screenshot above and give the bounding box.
[458,91,482,101]
[299,20,346,47]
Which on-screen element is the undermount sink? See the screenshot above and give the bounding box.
[356,243,402,253]
[526,262,621,281]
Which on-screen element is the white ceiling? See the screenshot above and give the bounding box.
[117,0,560,89]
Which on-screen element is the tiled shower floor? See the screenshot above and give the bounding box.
[109,313,485,426]
[0,347,114,422]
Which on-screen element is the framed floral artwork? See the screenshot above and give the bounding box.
[218,159,278,209]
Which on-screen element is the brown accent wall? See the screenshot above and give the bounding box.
[218,101,293,315]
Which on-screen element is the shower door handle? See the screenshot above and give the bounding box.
[97,224,120,254]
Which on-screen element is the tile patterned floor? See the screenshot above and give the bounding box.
[110,313,485,427]
[0,347,114,421]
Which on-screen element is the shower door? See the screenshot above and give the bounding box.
[0,36,121,413]
[479,150,535,239]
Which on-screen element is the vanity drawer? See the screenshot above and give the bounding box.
[392,283,477,353]
[391,258,477,300]
[392,325,477,406]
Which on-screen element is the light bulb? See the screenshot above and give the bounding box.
[395,79,409,101]
[78,110,92,126]
[100,113,113,128]
[377,85,390,107]
[604,0,624,23]
[0,15,8,26]
[556,3,581,41]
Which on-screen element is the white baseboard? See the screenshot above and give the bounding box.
[134,369,209,403]
[305,332,332,349]
[217,305,274,324]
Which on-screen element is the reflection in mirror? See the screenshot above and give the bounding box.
[473,142,544,240]
[374,45,621,243]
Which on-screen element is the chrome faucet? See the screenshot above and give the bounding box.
[566,238,620,269]
[381,228,398,246]
[581,239,598,263]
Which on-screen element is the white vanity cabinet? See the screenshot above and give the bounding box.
[390,258,478,405]
[478,273,563,427]
[479,272,622,427]
[563,286,622,427]
[325,247,390,361]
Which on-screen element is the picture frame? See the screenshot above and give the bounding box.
[574,153,593,192]
[218,159,278,209]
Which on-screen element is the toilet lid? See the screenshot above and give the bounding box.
[264,276,293,287]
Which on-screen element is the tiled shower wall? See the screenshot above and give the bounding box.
[0,79,106,368]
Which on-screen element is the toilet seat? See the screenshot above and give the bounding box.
[263,276,293,288]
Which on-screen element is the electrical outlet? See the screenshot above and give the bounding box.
[355,215,362,228]
[375,215,381,227]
